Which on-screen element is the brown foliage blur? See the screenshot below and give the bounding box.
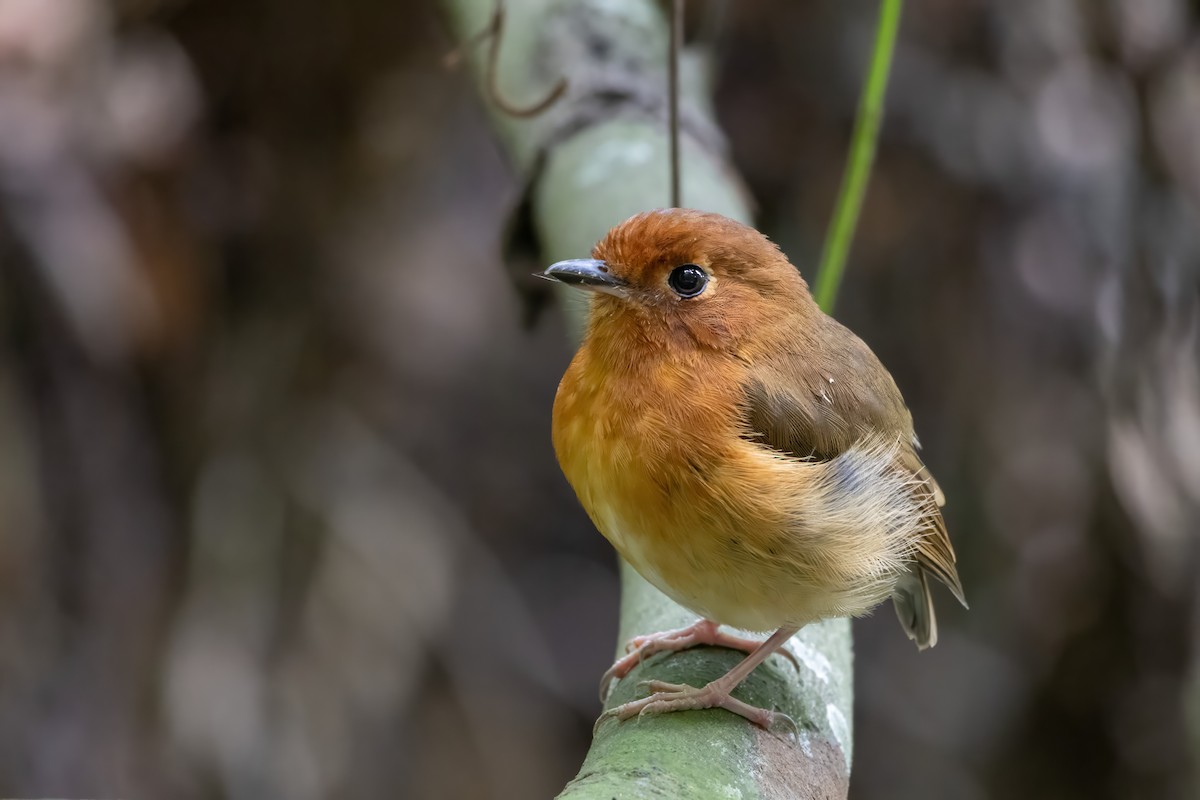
[0,0,1196,798]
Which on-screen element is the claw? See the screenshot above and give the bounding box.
[593,709,614,736]
[767,710,800,740]
[774,645,802,675]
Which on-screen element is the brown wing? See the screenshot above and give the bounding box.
[743,317,966,607]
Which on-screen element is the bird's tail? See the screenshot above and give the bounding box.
[892,568,937,650]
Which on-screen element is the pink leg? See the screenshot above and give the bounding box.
[597,626,802,734]
[599,619,799,701]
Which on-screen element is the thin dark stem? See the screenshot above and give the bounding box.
[445,0,567,118]
[669,0,683,208]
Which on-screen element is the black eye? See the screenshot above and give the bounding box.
[667,264,708,298]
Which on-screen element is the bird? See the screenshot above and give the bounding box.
[542,208,966,732]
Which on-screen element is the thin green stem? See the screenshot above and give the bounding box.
[813,0,902,314]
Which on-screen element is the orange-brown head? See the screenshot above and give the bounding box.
[542,209,816,352]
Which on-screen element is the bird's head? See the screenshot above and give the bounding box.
[541,209,812,350]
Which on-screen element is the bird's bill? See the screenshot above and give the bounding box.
[540,259,627,295]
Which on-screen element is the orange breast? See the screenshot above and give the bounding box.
[551,344,825,631]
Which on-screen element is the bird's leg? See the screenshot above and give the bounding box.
[599,619,799,701]
[598,626,801,734]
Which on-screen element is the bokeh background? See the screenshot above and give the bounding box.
[0,0,1197,797]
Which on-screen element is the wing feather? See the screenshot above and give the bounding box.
[742,320,965,607]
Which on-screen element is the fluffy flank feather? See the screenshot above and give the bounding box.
[766,435,927,618]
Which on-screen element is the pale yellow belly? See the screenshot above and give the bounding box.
[590,497,830,632]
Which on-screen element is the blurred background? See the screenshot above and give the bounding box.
[0,0,1197,797]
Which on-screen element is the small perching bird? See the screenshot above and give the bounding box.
[544,209,966,731]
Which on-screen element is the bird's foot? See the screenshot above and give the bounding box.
[599,619,800,701]
[596,679,798,736]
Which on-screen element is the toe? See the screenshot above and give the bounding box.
[637,679,689,694]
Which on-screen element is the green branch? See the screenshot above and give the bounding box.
[813,0,903,314]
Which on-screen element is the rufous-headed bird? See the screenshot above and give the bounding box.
[544,209,966,731]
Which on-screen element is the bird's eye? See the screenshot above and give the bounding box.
[667,264,708,298]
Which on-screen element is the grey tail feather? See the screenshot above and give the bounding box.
[893,568,937,650]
